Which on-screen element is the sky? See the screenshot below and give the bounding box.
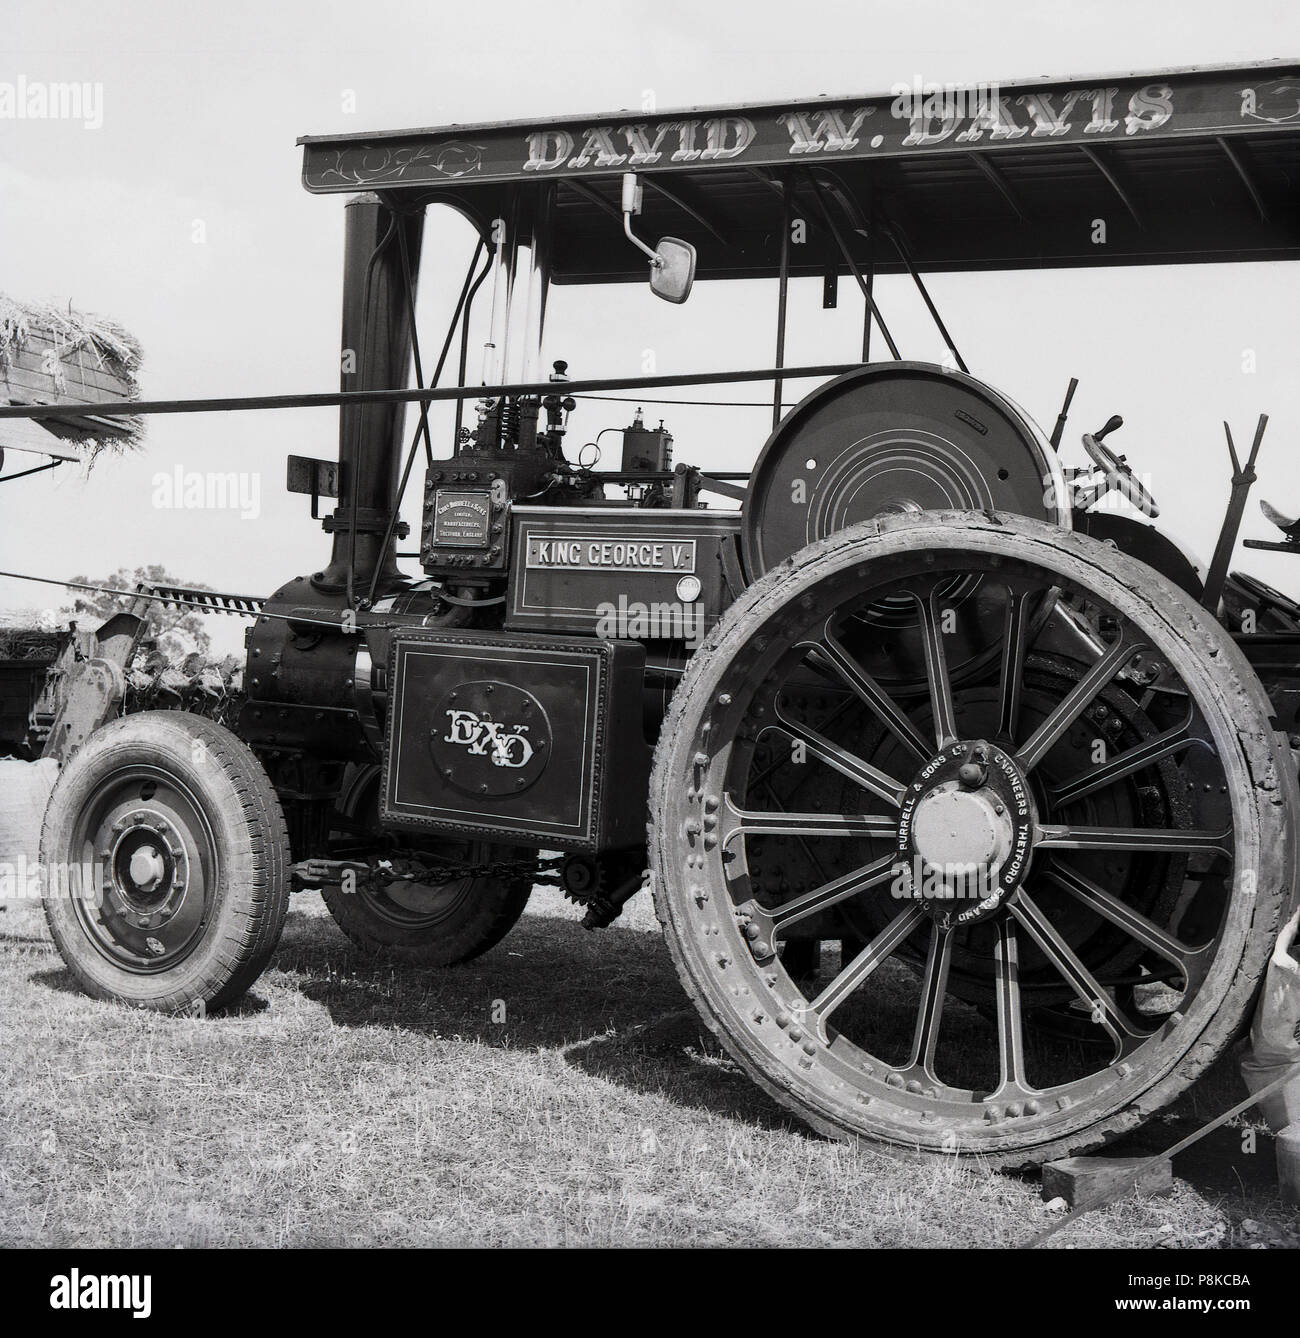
[1,0,1298,655]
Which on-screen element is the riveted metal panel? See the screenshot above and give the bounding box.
[381,629,647,850]
[506,506,741,638]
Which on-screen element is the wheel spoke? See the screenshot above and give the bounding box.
[897,925,953,1081]
[912,586,958,748]
[770,701,906,807]
[990,919,1036,1099]
[756,778,830,886]
[1045,861,1213,988]
[1036,823,1232,857]
[804,624,932,764]
[1010,890,1148,1058]
[996,587,1035,745]
[795,903,925,1040]
[1048,707,1201,807]
[753,853,899,936]
[1014,635,1144,773]
[748,695,858,793]
[722,795,897,849]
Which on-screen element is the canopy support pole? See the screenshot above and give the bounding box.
[877,220,969,374]
[804,174,901,360]
[774,185,791,429]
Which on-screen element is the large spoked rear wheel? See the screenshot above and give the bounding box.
[41,712,290,1012]
[650,512,1297,1165]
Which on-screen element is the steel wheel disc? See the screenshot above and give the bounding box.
[68,764,218,973]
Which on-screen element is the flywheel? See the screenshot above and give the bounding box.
[741,362,1069,579]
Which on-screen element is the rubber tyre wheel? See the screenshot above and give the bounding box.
[319,763,532,967]
[41,711,290,1012]
[649,511,1299,1166]
[321,874,531,967]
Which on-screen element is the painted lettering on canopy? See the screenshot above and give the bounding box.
[523,84,1176,171]
[525,118,757,170]
[301,70,1288,193]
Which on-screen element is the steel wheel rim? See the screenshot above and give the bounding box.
[677,539,1258,1148]
[67,764,218,973]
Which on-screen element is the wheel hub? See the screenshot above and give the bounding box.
[896,741,1036,929]
[912,786,1007,868]
[84,796,208,968]
[127,844,167,894]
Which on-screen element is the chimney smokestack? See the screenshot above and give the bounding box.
[314,193,424,598]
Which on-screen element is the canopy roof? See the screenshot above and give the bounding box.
[299,62,1300,281]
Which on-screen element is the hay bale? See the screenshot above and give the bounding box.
[0,627,64,661]
[0,293,144,458]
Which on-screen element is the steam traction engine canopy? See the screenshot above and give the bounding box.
[300,62,1300,276]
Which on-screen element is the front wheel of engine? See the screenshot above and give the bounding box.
[40,711,290,1012]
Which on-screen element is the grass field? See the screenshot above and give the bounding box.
[2,877,1298,1249]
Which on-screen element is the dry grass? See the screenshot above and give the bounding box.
[1,885,1297,1249]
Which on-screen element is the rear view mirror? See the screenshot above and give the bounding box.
[621,171,696,305]
[650,237,696,304]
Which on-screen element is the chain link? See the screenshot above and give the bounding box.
[383,854,565,884]
[292,853,565,889]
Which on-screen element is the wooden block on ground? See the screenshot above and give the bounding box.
[1041,1155,1173,1207]
[1278,1125,1300,1208]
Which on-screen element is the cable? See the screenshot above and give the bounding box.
[365,236,487,608]
[0,362,863,422]
[0,569,348,633]
[575,393,782,408]
[0,458,64,484]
